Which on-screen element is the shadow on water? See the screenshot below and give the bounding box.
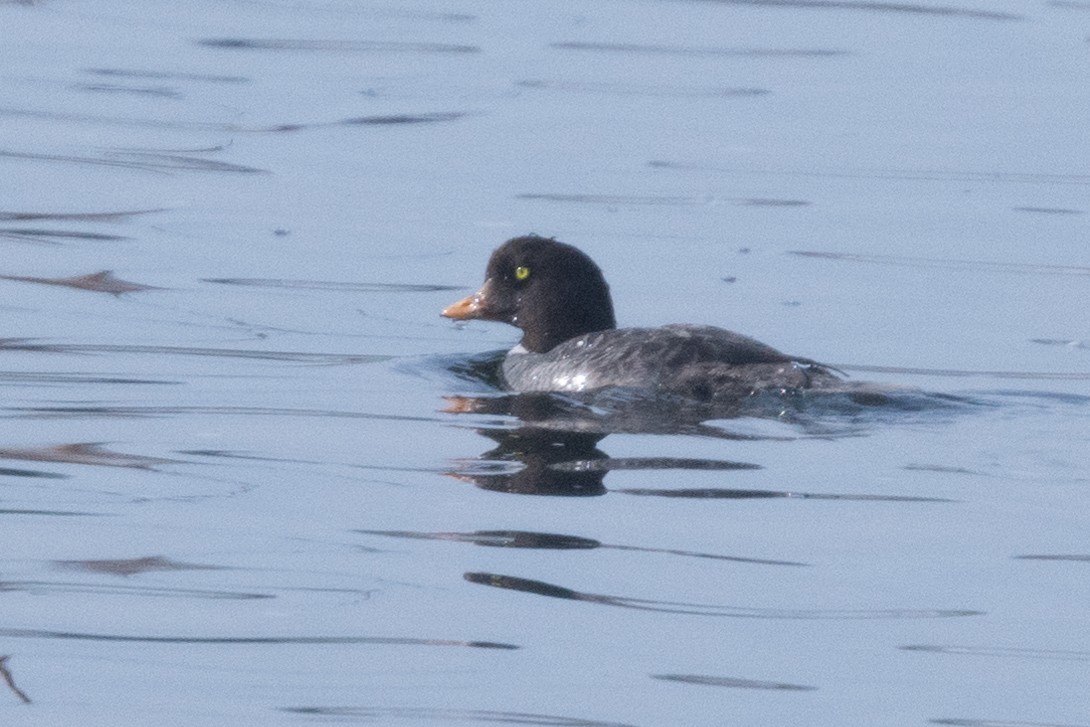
[433,350,978,497]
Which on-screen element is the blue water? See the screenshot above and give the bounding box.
[2,1,1089,725]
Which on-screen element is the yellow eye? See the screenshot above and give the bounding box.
[514,266,531,281]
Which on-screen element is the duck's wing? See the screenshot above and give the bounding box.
[502,325,839,394]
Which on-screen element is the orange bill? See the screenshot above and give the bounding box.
[441,293,481,320]
[441,279,494,320]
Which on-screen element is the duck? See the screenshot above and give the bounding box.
[441,235,841,400]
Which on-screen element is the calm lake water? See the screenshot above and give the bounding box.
[2,1,1089,725]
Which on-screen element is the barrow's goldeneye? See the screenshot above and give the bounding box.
[442,235,840,399]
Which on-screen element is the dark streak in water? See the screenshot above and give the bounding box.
[0,655,30,705]
[103,151,269,173]
[0,581,268,600]
[834,363,1090,381]
[1013,554,1090,562]
[903,463,983,476]
[2,406,441,426]
[204,277,462,293]
[1,270,159,295]
[0,108,463,140]
[1031,338,1090,350]
[279,707,628,725]
[902,644,1090,661]
[0,629,517,649]
[0,509,96,516]
[54,555,224,577]
[216,112,469,132]
[197,38,480,53]
[363,529,601,550]
[365,9,477,21]
[0,467,69,479]
[739,198,807,206]
[85,67,250,84]
[0,109,234,133]
[650,160,1090,185]
[0,208,167,222]
[73,83,182,99]
[1013,206,1083,215]
[689,1,1022,20]
[930,720,1088,727]
[338,112,466,126]
[0,148,267,175]
[551,41,849,57]
[0,371,174,386]
[0,340,389,366]
[618,487,952,502]
[980,390,1090,406]
[518,193,807,207]
[0,227,128,243]
[357,529,808,567]
[465,572,981,619]
[790,250,1090,277]
[652,673,816,691]
[606,542,807,566]
[182,450,448,476]
[517,79,769,97]
[0,443,179,469]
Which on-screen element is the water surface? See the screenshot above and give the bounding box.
[1,1,1089,725]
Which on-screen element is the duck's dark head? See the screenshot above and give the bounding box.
[442,235,617,353]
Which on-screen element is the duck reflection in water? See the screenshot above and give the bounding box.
[438,349,968,497]
[444,392,611,496]
[443,387,767,497]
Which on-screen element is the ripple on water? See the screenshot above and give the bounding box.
[0,629,517,649]
[1,270,159,294]
[196,38,480,53]
[464,572,982,619]
[901,644,1090,662]
[357,529,809,566]
[278,707,632,726]
[652,673,817,691]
